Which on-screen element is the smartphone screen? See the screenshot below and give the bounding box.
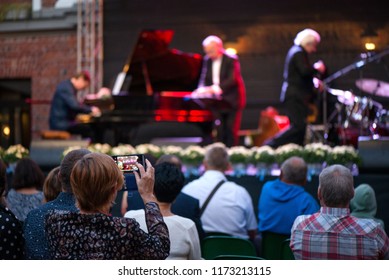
[112,154,145,173]
[112,154,145,192]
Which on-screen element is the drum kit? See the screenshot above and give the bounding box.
[327,79,389,147]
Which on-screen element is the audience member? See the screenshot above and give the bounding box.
[45,152,170,259]
[0,159,25,259]
[24,148,91,259]
[182,143,257,240]
[121,153,205,240]
[291,164,389,259]
[350,183,385,230]
[125,162,201,259]
[42,166,61,203]
[6,158,44,221]
[258,156,319,235]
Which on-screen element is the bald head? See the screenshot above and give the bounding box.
[280,156,307,186]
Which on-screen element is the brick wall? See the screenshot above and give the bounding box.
[42,0,57,8]
[0,1,30,5]
[0,31,77,139]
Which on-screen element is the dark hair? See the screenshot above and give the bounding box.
[12,158,45,191]
[154,162,185,203]
[74,70,91,83]
[156,154,183,171]
[60,148,91,192]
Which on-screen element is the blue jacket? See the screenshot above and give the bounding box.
[23,192,78,259]
[258,179,319,235]
[49,79,91,130]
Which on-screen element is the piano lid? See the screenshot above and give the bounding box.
[112,29,203,95]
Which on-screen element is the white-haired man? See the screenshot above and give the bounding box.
[193,35,246,147]
[265,28,326,148]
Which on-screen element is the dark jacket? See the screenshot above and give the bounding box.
[49,79,92,130]
[200,53,246,110]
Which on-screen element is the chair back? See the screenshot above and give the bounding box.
[214,254,265,260]
[201,236,257,260]
[281,238,295,260]
[261,231,290,260]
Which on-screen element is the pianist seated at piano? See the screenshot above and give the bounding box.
[194,35,246,147]
[49,71,101,142]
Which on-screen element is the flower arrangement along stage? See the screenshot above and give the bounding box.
[61,142,361,178]
[1,142,361,178]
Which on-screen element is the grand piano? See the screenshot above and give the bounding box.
[86,30,216,146]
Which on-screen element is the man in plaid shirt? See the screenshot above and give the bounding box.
[290,164,389,259]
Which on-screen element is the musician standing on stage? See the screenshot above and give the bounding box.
[49,71,100,141]
[265,29,326,148]
[193,35,246,147]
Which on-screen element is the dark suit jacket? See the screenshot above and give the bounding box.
[280,45,317,104]
[200,53,246,110]
[49,79,92,130]
[126,191,205,240]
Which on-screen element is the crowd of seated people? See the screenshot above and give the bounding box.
[2,147,389,260]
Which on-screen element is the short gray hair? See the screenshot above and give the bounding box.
[204,145,229,171]
[319,164,354,207]
[202,35,223,48]
[281,156,307,186]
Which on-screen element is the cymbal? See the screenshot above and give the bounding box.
[355,79,389,97]
[327,88,355,106]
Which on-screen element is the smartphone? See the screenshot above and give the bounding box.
[112,154,145,173]
[112,154,145,193]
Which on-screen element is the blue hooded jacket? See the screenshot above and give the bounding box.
[258,179,319,235]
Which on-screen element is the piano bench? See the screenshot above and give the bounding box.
[40,130,71,140]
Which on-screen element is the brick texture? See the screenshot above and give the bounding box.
[0,31,77,139]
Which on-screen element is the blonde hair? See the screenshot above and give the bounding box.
[70,153,124,212]
[294,28,320,46]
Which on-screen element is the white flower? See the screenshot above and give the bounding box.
[179,145,205,164]
[111,144,136,156]
[135,144,161,157]
[275,143,303,154]
[228,146,251,163]
[161,145,183,155]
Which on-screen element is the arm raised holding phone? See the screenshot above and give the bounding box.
[133,159,158,205]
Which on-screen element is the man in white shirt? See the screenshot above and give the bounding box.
[182,143,257,240]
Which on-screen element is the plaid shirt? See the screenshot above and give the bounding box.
[290,207,389,259]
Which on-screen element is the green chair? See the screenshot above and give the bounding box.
[281,238,295,260]
[204,231,232,237]
[214,254,265,260]
[261,231,290,260]
[201,236,257,260]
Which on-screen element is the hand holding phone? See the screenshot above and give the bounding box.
[133,159,157,204]
[112,154,146,192]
